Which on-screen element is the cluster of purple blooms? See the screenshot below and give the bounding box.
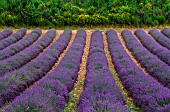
[161,28,170,39]
[0,28,13,41]
[0,28,56,76]
[0,28,72,108]
[134,29,170,66]
[0,28,169,111]
[149,28,170,50]
[0,28,42,60]
[4,29,86,112]
[46,29,86,92]
[106,29,170,112]
[77,30,130,112]
[0,28,26,50]
[121,30,170,88]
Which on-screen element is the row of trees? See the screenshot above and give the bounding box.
[0,0,169,26]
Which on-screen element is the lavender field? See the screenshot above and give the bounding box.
[0,28,170,112]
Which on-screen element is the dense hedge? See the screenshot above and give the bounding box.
[0,0,169,26]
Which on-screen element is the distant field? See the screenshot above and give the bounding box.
[0,28,170,112]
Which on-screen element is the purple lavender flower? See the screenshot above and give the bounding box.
[122,29,170,88]
[4,29,86,111]
[106,29,170,112]
[0,28,55,76]
[0,28,13,41]
[135,29,170,66]
[78,30,130,112]
[0,28,42,60]
[161,28,170,39]
[149,28,170,50]
[0,28,26,50]
[0,28,62,107]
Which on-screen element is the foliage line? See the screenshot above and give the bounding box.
[0,0,169,27]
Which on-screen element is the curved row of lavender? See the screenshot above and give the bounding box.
[77,30,130,112]
[4,29,86,112]
[0,28,26,50]
[0,29,72,108]
[49,30,86,92]
[134,29,170,65]
[0,28,42,60]
[161,28,170,39]
[0,28,56,76]
[106,29,170,112]
[121,30,170,88]
[149,29,170,50]
[0,28,13,41]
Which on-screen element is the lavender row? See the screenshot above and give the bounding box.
[134,29,170,65]
[0,28,13,41]
[4,30,86,112]
[46,29,86,92]
[0,28,42,60]
[161,28,170,39]
[106,29,170,112]
[0,29,72,108]
[121,30,170,88]
[149,29,170,50]
[77,30,130,112]
[0,28,55,76]
[0,28,26,50]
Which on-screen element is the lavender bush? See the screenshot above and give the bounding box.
[77,30,130,112]
[135,29,170,65]
[161,28,170,39]
[48,30,86,92]
[0,28,55,76]
[0,28,26,50]
[106,29,170,112]
[122,30,170,88]
[0,28,42,60]
[0,28,13,41]
[0,28,72,108]
[149,29,170,50]
[4,29,86,111]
